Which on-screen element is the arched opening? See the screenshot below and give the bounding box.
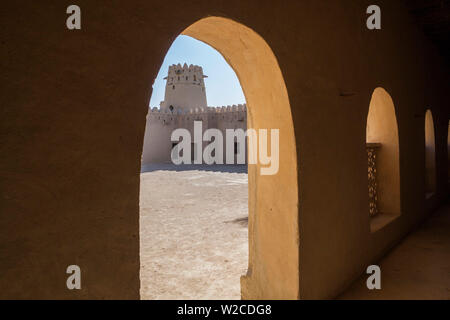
[140,35,249,300]
[425,109,436,197]
[366,88,401,232]
[447,120,450,185]
[141,17,299,299]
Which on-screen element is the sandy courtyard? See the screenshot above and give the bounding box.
[139,164,248,300]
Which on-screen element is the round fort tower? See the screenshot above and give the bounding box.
[160,63,208,112]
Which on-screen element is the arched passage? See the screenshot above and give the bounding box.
[366,88,401,231]
[178,17,299,299]
[447,120,450,185]
[425,109,436,196]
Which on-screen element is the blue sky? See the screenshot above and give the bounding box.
[149,35,246,108]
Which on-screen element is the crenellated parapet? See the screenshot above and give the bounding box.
[146,104,247,125]
[164,63,208,86]
[207,104,247,113]
[147,104,246,115]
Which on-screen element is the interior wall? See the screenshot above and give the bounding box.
[1,0,449,299]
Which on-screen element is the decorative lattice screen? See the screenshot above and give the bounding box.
[366,143,381,217]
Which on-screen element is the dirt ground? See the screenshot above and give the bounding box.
[139,164,248,300]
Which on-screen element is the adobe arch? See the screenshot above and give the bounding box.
[182,17,299,299]
[366,88,401,231]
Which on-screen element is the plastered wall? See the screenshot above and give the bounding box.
[141,106,247,164]
[0,0,449,299]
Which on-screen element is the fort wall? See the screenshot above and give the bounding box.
[142,104,247,164]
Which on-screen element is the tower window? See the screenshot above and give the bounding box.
[194,75,197,81]
[172,85,175,90]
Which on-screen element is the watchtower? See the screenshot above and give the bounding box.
[160,63,208,112]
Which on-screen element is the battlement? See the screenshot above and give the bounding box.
[164,63,208,84]
[167,63,205,74]
[146,104,247,126]
[148,104,247,116]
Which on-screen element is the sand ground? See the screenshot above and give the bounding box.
[139,164,248,300]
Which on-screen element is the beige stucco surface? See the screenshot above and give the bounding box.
[139,165,248,300]
[141,106,248,165]
[0,1,449,299]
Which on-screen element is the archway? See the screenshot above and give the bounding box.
[154,17,299,299]
[447,120,450,185]
[140,35,249,300]
[424,109,436,197]
[366,88,401,231]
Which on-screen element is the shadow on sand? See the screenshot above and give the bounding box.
[225,217,248,227]
[141,163,248,174]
